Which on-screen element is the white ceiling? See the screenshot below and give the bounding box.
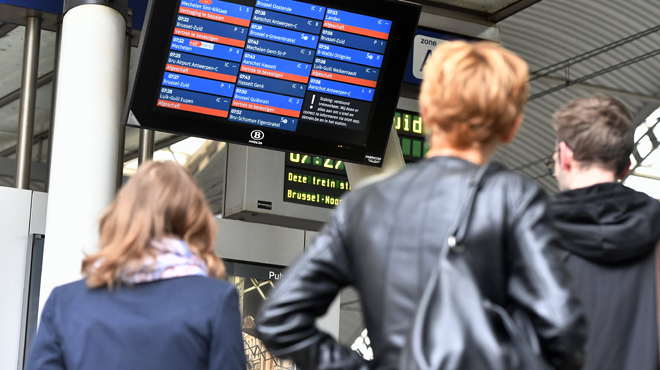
[494,0,660,193]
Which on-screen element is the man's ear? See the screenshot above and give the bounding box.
[558,141,573,171]
[501,114,524,144]
[618,159,632,179]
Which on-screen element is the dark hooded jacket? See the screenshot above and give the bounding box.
[552,182,660,370]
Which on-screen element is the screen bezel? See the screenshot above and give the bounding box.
[124,0,421,166]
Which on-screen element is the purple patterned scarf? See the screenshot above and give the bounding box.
[118,238,208,284]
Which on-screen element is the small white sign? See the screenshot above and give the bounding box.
[412,34,448,80]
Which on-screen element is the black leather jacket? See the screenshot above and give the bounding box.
[257,157,587,370]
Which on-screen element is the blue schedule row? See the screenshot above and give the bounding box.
[308,78,374,101]
[242,52,311,78]
[233,87,303,112]
[171,36,244,62]
[252,8,322,34]
[162,72,235,97]
[255,0,325,20]
[320,29,387,54]
[325,8,391,35]
[316,43,383,68]
[236,73,307,98]
[159,86,231,111]
[249,23,319,49]
[174,17,248,43]
[245,38,315,64]
[313,57,379,82]
[229,107,299,131]
[179,0,254,21]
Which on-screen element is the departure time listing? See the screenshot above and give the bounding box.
[157,0,392,133]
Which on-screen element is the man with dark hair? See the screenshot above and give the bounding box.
[551,95,660,370]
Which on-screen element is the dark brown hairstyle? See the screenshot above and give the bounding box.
[553,95,634,175]
[82,160,224,288]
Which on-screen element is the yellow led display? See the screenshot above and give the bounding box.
[393,111,425,136]
[284,109,425,209]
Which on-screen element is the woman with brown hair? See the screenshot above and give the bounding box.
[26,161,246,370]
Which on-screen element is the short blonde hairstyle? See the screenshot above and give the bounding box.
[82,160,224,288]
[420,41,529,148]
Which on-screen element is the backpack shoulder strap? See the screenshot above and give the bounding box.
[449,163,493,251]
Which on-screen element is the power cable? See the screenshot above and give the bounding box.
[529,25,660,82]
[529,48,660,101]
[530,172,552,181]
[511,27,660,177]
[508,153,552,172]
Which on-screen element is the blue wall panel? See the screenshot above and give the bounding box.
[7,0,62,14]
[4,0,149,30]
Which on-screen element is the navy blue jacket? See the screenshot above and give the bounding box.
[26,276,246,370]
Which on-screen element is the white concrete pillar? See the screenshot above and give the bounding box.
[40,4,126,313]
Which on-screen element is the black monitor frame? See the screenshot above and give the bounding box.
[124,0,421,166]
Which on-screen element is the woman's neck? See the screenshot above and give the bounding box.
[425,131,497,165]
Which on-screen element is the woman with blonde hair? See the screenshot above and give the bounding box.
[256,41,586,370]
[27,160,246,370]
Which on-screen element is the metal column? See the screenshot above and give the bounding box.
[45,22,62,192]
[138,129,154,165]
[15,17,42,190]
[117,33,131,190]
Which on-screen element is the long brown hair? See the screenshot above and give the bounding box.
[82,160,224,288]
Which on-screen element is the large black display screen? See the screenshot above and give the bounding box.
[126,0,420,166]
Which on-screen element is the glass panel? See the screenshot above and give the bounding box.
[226,264,295,370]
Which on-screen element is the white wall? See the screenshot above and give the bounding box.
[0,187,40,370]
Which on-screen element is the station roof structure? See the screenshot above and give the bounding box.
[0,0,659,196]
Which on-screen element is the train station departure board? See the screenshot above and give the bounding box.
[284,109,427,208]
[126,0,421,166]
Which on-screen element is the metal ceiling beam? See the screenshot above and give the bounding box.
[0,130,50,157]
[0,4,62,32]
[629,170,660,181]
[631,101,660,126]
[530,74,660,104]
[625,117,660,180]
[488,0,542,22]
[0,129,17,135]
[0,71,54,109]
[0,22,19,37]
[529,48,660,101]
[122,134,187,163]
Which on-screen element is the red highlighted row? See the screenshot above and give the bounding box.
[323,21,389,40]
[174,28,245,48]
[311,69,377,88]
[165,64,237,83]
[240,65,309,84]
[179,6,250,27]
[158,99,228,118]
[231,100,300,118]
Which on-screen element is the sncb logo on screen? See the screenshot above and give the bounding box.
[251,130,265,140]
